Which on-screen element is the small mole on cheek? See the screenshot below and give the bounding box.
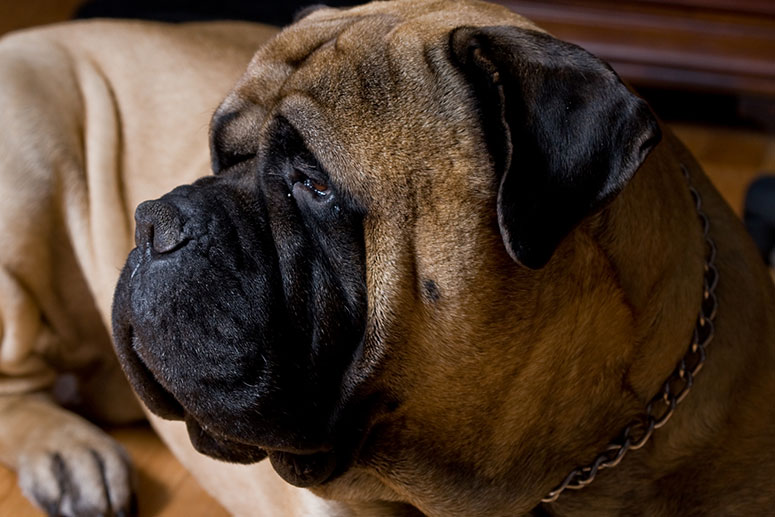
[423,279,441,303]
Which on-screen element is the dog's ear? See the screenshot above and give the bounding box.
[450,26,661,269]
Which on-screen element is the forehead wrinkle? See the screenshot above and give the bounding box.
[274,33,467,205]
[251,0,536,211]
[235,0,539,107]
[234,17,365,106]
[332,14,403,52]
[274,93,376,206]
[269,14,403,107]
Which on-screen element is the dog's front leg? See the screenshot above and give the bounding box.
[0,392,135,516]
[0,30,142,516]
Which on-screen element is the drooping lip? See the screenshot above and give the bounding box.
[113,308,343,486]
[185,414,338,485]
[268,449,338,487]
[187,415,338,486]
[111,317,186,420]
[111,249,363,488]
[184,415,269,464]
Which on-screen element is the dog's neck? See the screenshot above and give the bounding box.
[314,130,775,517]
[537,128,775,515]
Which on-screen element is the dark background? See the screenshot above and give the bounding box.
[75,0,362,26]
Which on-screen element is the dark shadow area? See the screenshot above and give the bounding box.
[75,0,364,26]
[637,87,775,133]
[745,176,775,266]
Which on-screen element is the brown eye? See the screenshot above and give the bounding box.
[302,177,329,196]
[288,166,331,202]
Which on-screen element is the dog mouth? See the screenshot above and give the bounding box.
[114,320,340,487]
[185,414,337,487]
[267,450,338,488]
[111,177,369,489]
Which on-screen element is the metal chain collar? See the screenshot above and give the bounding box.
[541,164,719,504]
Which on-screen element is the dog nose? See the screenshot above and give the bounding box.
[134,200,186,253]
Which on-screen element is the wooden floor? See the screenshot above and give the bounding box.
[0,123,773,516]
[672,123,775,215]
[0,425,230,517]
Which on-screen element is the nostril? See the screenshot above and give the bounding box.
[134,200,186,254]
[134,210,153,250]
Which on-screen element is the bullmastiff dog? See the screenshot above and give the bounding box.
[3,0,775,516]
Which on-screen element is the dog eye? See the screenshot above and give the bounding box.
[301,176,329,196]
[290,168,330,199]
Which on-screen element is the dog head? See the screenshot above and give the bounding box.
[112,0,659,511]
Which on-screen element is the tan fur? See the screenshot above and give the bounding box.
[0,19,303,515]
[1,1,774,516]
[208,1,775,514]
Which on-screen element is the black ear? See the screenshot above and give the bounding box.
[450,26,661,269]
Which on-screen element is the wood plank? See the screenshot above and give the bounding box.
[672,124,775,213]
[0,0,84,36]
[495,0,775,95]
[635,0,775,17]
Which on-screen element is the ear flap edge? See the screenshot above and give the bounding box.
[450,25,661,269]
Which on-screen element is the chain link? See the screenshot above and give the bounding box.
[541,164,718,504]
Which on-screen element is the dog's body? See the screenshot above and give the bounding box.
[2,1,775,516]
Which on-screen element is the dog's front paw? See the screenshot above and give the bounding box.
[14,410,136,517]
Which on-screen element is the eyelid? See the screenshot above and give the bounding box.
[293,162,323,178]
[290,164,329,189]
